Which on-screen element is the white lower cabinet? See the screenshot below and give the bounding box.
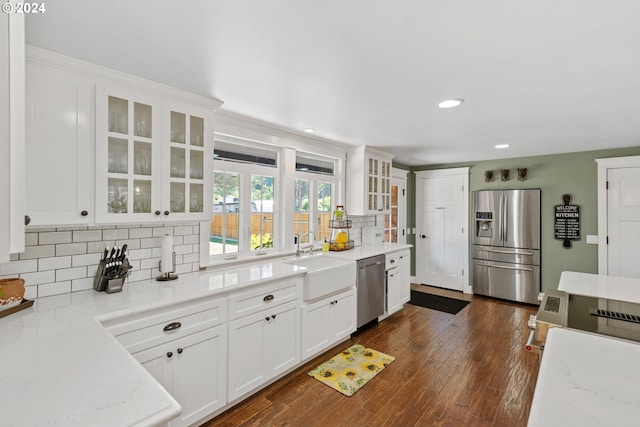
[228,299,300,402]
[399,249,411,304]
[301,287,357,361]
[386,270,401,315]
[134,325,227,427]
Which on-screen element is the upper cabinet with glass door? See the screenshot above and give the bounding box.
[346,146,394,215]
[163,101,213,221]
[95,85,162,223]
[95,85,214,223]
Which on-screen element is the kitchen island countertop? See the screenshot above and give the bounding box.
[558,271,640,304]
[528,327,640,427]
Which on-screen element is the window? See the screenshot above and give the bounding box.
[210,140,277,260]
[294,154,336,244]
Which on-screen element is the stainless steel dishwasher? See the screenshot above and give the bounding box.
[356,254,386,328]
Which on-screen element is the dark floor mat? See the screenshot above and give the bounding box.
[408,290,470,314]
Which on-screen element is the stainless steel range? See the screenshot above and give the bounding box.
[526,289,640,354]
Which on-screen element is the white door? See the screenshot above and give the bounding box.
[416,169,469,292]
[607,167,640,278]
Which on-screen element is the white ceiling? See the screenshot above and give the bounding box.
[26,0,640,166]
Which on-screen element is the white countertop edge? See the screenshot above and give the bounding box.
[558,271,640,304]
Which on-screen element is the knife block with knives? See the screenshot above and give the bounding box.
[93,245,132,293]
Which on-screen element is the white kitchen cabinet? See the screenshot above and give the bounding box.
[25,62,92,226]
[399,249,411,304]
[228,299,299,402]
[95,84,162,223]
[346,146,394,215]
[134,325,227,427]
[104,296,228,427]
[95,84,214,223]
[386,268,401,315]
[301,287,356,361]
[162,100,213,221]
[1,12,25,261]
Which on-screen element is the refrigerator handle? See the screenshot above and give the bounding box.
[503,194,508,242]
[499,194,504,242]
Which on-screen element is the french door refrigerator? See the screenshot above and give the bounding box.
[472,189,540,304]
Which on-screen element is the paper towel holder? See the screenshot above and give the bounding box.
[157,234,178,281]
[157,251,178,281]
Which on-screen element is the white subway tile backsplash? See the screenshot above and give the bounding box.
[1,223,200,299]
[141,237,161,248]
[140,258,160,270]
[25,232,39,246]
[174,225,192,236]
[183,234,199,245]
[20,245,56,260]
[88,241,114,254]
[24,286,38,299]
[56,243,87,256]
[128,248,153,260]
[71,277,94,292]
[38,281,72,297]
[39,256,72,271]
[73,230,102,242]
[174,244,193,255]
[153,226,174,237]
[103,229,129,240]
[129,227,153,239]
[21,270,56,286]
[56,266,87,282]
[0,259,38,275]
[72,253,102,267]
[128,269,152,282]
[39,231,73,245]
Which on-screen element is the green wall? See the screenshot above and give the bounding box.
[402,146,640,291]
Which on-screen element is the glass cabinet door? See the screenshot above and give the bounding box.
[96,85,161,223]
[168,109,206,215]
[106,95,156,216]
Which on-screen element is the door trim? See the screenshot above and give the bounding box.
[596,155,640,275]
[415,168,470,293]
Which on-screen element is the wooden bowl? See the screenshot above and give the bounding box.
[0,278,26,311]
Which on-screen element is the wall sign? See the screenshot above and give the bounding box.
[554,194,580,248]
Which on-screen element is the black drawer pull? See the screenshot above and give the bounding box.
[271,314,276,319]
[263,294,274,302]
[177,348,183,354]
[265,317,270,322]
[163,322,182,332]
[167,351,173,358]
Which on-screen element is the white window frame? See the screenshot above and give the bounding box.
[294,168,338,245]
[207,148,279,265]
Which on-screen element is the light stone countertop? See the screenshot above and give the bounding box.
[1,243,409,426]
[528,327,640,427]
[558,271,640,303]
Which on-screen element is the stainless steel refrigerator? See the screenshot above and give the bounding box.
[472,189,540,304]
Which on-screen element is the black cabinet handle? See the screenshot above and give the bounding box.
[421,234,427,238]
[271,314,276,319]
[164,210,170,216]
[265,317,270,322]
[24,215,31,226]
[163,322,182,332]
[81,210,88,217]
[155,210,161,216]
[263,294,274,302]
[167,351,173,358]
[177,348,183,354]
[390,259,395,264]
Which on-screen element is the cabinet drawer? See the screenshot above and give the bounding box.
[386,253,400,270]
[103,296,227,354]
[228,278,301,321]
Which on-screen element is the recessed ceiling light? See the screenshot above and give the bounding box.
[303,128,315,133]
[495,144,510,149]
[438,98,464,109]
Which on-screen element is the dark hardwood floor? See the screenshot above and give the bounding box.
[203,287,540,427]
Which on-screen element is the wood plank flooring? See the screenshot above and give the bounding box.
[203,287,540,427]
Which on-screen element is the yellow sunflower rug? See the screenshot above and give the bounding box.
[307,344,395,396]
